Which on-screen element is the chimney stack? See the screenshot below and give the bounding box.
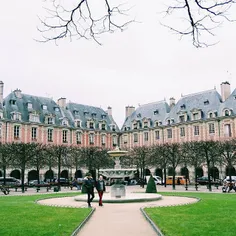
[0,81,3,104]
[107,106,112,116]
[14,88,22,98]
[221,81,231,102]
[125,106,135,118]
[57,97,66,108]
[169,97,175,108]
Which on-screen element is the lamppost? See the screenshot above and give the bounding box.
[185,165,188,191]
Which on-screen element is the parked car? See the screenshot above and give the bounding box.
[197,176,221,185]
[0,177,21,186]
[28,180,48,187]
[153,176,162,185]
[54,178,69,185]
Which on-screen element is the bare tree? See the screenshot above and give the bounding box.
[38,0,133,45]
[38,0,235,47]
[162,0,236,47]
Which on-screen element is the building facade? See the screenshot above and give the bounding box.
[120,82,236,148]
[1,81,236,181]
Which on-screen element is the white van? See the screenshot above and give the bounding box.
[146,175,162,185]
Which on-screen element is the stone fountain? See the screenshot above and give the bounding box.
[99,146,136,198]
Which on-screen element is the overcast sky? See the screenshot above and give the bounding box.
[1,1,236,128]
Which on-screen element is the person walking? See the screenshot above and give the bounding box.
[96,175,106,206]
[83,173,95,208]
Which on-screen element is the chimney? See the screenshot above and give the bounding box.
[107,106,112,116]
[14,88,22,98]
[169,97,175,108]
[57,97,66,108]
[221,81,231,102]
[125,106,135,118]
[0,81,3,104]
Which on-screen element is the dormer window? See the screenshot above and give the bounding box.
[155,121,159,127]
[47,117,54,124]
[224,110,230,116]
[167,119,171,125]
[29,113,40,123]
[42,105,47,110]
[143,121,148,128]
[204,100,209,105]
[180,104,186,110]
[54,107,60,112]
[89,122,94,129]
[179,115,185,123]
[91,113,96,118]
[101,123,106,130]
[11,112,21,121]
[74,110,79,115]
[133,123,138,130]
[101,114,106,119]
[234,95,236,100]
[209,112,213,118]
[10,99,16,105]
[110,124,116,131]
[75,120,81,128]
[62,119,68,126]
[193,113,199,120]
[154,110,159,115]
[84,111,89,116]
[27,103,33,109]
[137,113,141,118]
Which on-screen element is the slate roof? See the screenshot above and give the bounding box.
[168,89,222,121]
[121,88,236,131]
[3,91,119,131]
[121,101,170,130]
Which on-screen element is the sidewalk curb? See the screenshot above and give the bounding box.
[71,207,96,236]
[140,207,164,236]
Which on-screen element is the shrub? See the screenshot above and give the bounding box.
[146,175,157,193]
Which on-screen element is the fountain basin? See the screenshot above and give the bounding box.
[74,193,162,203]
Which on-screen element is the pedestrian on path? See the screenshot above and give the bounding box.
[83,173,95,208]
[96,175,106,206]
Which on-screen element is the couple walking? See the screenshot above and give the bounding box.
[83,173,106,208]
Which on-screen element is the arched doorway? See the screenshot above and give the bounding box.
[168,167,175,176]
[44,169,54,182]
[75,170,83,178]
[10,170,20,179]
[195,167,203,178]
[180,167,189,179]
[61,170,69,179]
[155,168,163,178]
[209,167,219,180]
[145,169,151,176]
[226,166,236,176]
[28,170,38,181]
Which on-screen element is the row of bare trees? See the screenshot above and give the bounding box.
[0,139,236,192]
[122,139,236,191]
[0,143,114,193]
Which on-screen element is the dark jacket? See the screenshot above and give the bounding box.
[96,180,106,192]
[83,178,95,192]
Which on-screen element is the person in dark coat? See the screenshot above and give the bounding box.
[96,175,106,206]
[83,173,95,208]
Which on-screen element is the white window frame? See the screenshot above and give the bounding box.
[31,127,37,140]
[14,125,20,139]
[48,129,53,142]
[194,126,199,136]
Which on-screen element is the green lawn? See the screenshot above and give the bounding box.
[0,193,91,236]
[145,192,236,236]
